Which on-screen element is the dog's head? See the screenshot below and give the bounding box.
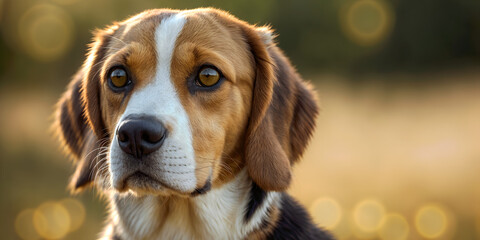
[55,8,318,196]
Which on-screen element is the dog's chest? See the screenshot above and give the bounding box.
[112,172,263,240]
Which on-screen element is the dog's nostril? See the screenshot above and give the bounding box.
[116,115,167,158]
[118,131,129,143]
[142,131,164,144]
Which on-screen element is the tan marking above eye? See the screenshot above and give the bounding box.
[198,67,220,87]
[110,68,128,88]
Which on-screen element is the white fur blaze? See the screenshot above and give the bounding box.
[109,13,196,194]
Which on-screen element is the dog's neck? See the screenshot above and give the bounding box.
[105,170,279,240]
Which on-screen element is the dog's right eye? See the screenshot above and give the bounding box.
[108,67,130,89]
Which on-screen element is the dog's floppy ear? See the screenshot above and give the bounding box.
[55,71,99,191]
[244,26,319,191]
[81,27,117,138]
[54,26,115,191]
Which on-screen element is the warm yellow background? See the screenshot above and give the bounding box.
[1,0,479,239]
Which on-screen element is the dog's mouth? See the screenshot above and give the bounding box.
[116,171,211,197]
[120,171,165,194]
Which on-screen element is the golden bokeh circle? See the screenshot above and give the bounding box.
[353,198,386,232]
[415,204,448,239]
[15,209,41,240]
[310,197,342,229]
[18,4,74,62]
[379,213,409,240]
[340,0,394,46]
[33,201,71,239]
[59,198,86,232]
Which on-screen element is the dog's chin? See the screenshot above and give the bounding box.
[119,172,171,196]
[114,172,211,197]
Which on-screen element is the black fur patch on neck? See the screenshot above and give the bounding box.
[266,194,335,240]
[244,181,267,222]
[191,178,212,197]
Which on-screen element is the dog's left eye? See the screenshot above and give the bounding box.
[197,67,220,87]
[108,67,130,89]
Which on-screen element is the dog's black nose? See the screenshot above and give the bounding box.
[117,116,167,158]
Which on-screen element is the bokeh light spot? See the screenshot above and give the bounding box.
[59,198,86,232]
[379,213,409,240]
[33,201,71,239]
[18,4,74,62]
[415,204,448,239]
[310,197,342,229]
[353,198,386,232]
[340,0,394,46]
[15,209,41,240]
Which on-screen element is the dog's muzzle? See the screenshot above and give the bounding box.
[110,114,198,194]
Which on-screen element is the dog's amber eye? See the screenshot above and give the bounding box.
[197,67,220,87]
[109,68,129,88]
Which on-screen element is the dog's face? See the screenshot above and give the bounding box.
[56,8,318,197]
[99,10,256,195]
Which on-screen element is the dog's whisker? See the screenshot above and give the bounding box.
[92,158,108,182]
[194,166,212,171]
[219,151,243,171]
[109,36,128,47]
[90,149,109,169]
[218,162,235,175]
[87,146,111,186]
[102,46,123,52]
[82,146,107,164]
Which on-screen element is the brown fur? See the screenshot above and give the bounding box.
[243,26,319,191]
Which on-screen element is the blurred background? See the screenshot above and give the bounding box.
[1,0,479,239]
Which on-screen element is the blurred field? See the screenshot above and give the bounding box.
[291,70,480,239]
[1,70,479,239]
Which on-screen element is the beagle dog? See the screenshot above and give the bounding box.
[55,8,334,240]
